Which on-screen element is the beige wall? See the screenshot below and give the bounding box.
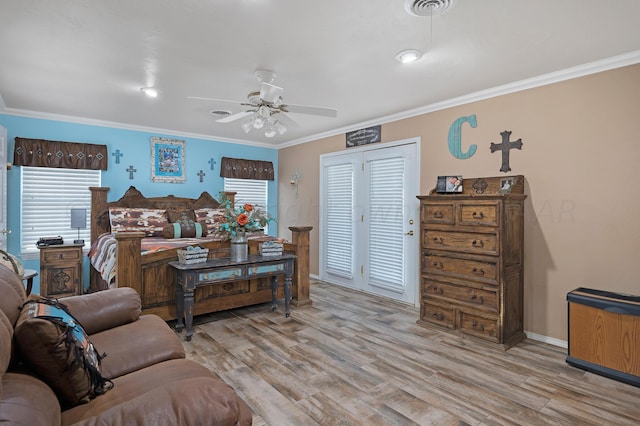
[278,64,640,342]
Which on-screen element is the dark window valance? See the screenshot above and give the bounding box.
[219,157,274,180]
[13,137,108,170]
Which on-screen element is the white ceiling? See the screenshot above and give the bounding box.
[1,0,640,148]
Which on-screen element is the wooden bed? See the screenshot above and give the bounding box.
[89,186,312,321]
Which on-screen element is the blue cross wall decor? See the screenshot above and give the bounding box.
[208,158,217,171]
[197,170,206,182]
[112,149,123,164]
[126,165,137,179]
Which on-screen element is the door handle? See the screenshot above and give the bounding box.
[405,230,414,236]
[1,229,10,235]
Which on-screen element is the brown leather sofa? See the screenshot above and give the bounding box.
[0,265,252,425]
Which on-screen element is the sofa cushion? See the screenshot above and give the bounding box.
[0,265,26,326]
[108,207,169,237]
[89,314,185,380]
[0,372,61,426]
[162,222,208,239]
[13,299,113,406]
[61,359,252,426]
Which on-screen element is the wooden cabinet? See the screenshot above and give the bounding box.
[417,175,526,349]
[39,244,83,297]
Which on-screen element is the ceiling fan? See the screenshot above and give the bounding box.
[188,70,337,138]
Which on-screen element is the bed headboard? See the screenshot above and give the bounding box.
[89,186,235,242]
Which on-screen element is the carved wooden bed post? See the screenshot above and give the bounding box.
[289,226,312,307]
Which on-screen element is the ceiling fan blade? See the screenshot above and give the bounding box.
[259,83,284,104]
[283,103,338,118]
[216,110,254,123]
[187,96,245,106]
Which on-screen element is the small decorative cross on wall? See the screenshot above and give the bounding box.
[197,170,206,183]
[490,130,523,173]
[208,158,217,171]
[126,165,137,180]
[112,149,123,164]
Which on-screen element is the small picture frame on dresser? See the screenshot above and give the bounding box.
[436,176,463,193]
[499,178,513,194]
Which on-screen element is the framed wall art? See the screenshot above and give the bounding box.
[150,137,186,183]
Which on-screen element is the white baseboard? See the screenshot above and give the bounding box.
[525,331,568,348]
[309,273,320,280]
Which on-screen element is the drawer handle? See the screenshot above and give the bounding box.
[432,261,444,269]
[472,320,485,331]
[430,285,443,294]
[471,294,484,304]
[472,239,484,248]
[432,236,444,244]
[472,267,485,276]
[58,254,65,260]
[432,312,444,321]
[433,211,444,219]
[472,211,484,219]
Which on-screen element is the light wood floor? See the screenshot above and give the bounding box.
[179,280,640,425]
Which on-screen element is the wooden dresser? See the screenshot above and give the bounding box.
[416,175,526,349]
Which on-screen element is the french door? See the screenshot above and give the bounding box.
[320,139,419,305]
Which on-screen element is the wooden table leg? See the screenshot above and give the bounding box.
[271,276,278,312]
[175,279,185,333]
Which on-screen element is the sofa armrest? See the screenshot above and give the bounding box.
[62,288,141,335]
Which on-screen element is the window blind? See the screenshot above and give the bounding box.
[367,156,405,290]
[223,178,269,233]
[325,162,354,279]
[21,166,100,256]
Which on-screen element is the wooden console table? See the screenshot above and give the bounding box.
[169,253,296,341]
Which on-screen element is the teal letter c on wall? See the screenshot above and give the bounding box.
[448,114,478,159]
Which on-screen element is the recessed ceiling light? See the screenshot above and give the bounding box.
[395,49,423,64]
[140,87,158,98]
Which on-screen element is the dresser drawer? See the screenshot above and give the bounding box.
[458,202,500,227]
[42,247,82,262]
[420,301,456,329]
[423,279,498,312]
[421,203,454,224]
[424,254,498,284]
[459,311,499,342]
[423,229,498,255]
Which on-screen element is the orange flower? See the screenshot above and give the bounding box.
[243,204,253,213]
[237,213,249,226]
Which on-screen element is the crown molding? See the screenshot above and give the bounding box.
[0,107,276,149]
[277,50,640,149]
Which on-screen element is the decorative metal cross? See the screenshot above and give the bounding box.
[112,149,123,164]
[208,158,217,171]
[490,130,523,173]
[126,165,137,180]
[197,170,206,183]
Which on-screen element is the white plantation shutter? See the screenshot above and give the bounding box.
[325,162,354,278]
[223,178,269,232]
[21,166,101,256]
[366,156,405,291]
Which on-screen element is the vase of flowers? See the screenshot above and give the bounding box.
[219,194,274,262]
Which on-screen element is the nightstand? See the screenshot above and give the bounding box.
[38,243,84,297]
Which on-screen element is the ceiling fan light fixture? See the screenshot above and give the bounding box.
[253,116,265,129]
[274,121,287,135]
[264,127,277,138]
[241,120,253,133]
[395,49,423,64]
[140,87,158,98]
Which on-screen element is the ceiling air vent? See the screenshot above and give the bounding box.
[405,0,455,17]
[209,109,232,120]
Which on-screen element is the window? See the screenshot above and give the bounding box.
[223,178,269,233]
[21,167,101,258]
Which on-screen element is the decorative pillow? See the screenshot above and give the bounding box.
[194,208,226,236]
[162,222,208,239]
[191,192,221,209]
[14,298,113,407]
[109,207,168,237]
[166,209,197,225]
